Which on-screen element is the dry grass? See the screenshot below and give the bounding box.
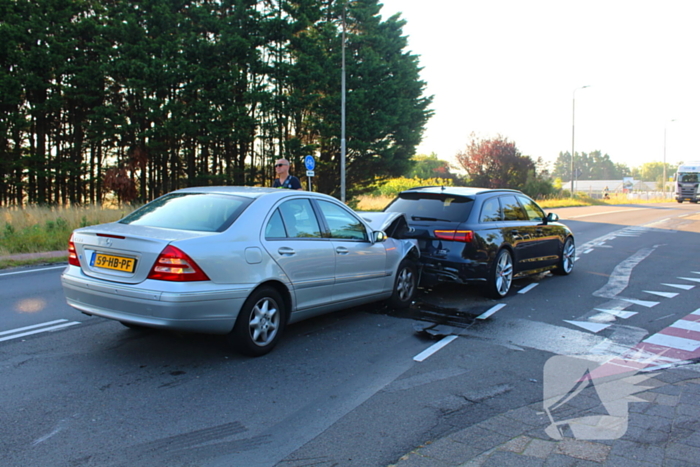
[0,205,136,255]
[355,195,394,211]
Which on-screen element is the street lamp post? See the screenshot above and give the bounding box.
[570,85,590,194]
[340,2,347,203]
[663,119,677,195]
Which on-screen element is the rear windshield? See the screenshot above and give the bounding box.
[120,193,253,232]
[384,192,474,222]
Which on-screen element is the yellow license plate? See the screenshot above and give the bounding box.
[93,253,136,273]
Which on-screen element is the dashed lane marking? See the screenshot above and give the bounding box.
[518,283,539,294]
[413,335,459,362]
[476,303,507,320]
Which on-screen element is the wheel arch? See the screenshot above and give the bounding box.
[246,280,294,323]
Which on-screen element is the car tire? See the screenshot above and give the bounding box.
[552,236,575,276]
[484,249,513,299]
[228,286,286,357]
[389,259,417,309]
[120,321,147,330]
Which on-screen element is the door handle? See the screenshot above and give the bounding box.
[335,246,349,255]
[278,247,295,256]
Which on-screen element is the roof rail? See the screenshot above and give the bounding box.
[406,186,444,191]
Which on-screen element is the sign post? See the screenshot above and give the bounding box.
[304,155,315,191]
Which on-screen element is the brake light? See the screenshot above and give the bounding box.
[434,230,474,243]
[147,245,210,282]
[68,234,80,266]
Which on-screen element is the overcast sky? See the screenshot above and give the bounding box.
[378,0,700,171]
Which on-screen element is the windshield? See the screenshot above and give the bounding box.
[679,173,699,183]
[120,193,252,232]
[384,192,474,222]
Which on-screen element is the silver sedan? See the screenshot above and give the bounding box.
[61,187,419,356]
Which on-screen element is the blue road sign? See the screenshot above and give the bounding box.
[304,155,315,171]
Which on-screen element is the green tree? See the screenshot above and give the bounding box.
[0,0,432,206]
[302,0,432,198]
[407,153,457,180]
[552,150,630,181]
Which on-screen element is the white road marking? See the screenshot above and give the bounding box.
[679,277,700,283]
[643,334,700,352]
[671,319,700,333]
[643,290,679,298]
[413,335,459,362]
[662,283,695,290]
[476,303,507,320]
[594,308,638,319]
[0,321,81,342]
[593,246,658,299]
[564,320,611,333]
[620,298,659,308]
[0,319,70,336]
[518,283,538,294]
[567,208,646,219]
[0,265,66,277]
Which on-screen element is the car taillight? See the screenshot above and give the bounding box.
[147,245,210,282]
[68,234,80,266]
[434,230,474,243]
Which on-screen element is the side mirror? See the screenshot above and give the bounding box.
[372,231,387,243]
[546,212,559,223]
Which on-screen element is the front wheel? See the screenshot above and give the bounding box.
[389,259,417,309]
[552,236,575,275]
[228,286,286,357]
[483,249,513,299]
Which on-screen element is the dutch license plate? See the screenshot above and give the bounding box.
[93,253,136,273]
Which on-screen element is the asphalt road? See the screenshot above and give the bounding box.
[1,202,699,467]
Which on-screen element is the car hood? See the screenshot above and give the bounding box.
[361,212,411,233]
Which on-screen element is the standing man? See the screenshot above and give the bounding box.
[273,158,302,190]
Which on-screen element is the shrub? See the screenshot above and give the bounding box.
[373,177,454,197]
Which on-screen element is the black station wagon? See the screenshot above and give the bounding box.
[384,186,575,298]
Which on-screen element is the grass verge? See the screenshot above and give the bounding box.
[0,255,68,270]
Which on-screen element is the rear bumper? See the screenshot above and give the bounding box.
[61,268,253,334]
[418,257,488,287]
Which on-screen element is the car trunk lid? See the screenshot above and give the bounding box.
[70,223,214,284]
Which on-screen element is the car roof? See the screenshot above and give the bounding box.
[402,186,522,197]
[171,186,327,201]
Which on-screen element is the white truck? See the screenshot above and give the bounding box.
[674,161,700,203]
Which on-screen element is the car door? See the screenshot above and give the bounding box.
[499,194,544,271]
[516,195,561,267]
[314,199,388,303]
[261,198,336,311]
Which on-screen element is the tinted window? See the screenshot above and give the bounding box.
[480,197,502,222]
[317,200,368,241]
[278,199,322,238]
[385,193,473,222]
[501,195,527,221]
[120,193,251,232]
[517,195,545,222]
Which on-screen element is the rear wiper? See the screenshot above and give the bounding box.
[412,216,450,222]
